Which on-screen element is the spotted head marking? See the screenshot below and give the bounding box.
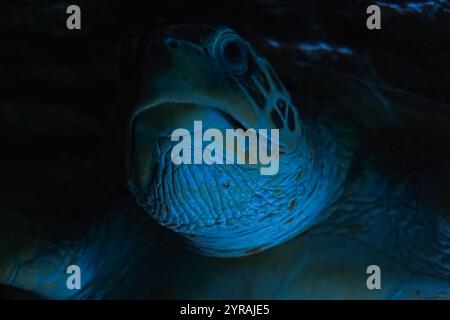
[206,26,303,150]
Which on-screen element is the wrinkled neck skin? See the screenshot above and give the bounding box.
[132,114,354,257]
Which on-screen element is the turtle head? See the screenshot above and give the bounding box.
[127,25,328,257]
[129,25,302,147]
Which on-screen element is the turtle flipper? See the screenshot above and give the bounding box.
[0,198,178,299]
[0,209,76,298]
[0,207,121,299]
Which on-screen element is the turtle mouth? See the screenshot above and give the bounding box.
[131,101,247,137]
[128,101,248,201]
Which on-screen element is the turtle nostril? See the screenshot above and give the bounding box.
[168,40,179,49]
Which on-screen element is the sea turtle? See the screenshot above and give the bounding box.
[1,25,450,299]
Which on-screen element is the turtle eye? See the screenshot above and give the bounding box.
[215,33,248,75]
[224,40,244,63]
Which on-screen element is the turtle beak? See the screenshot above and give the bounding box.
[127,131,158,203]
[127,102,201,202]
